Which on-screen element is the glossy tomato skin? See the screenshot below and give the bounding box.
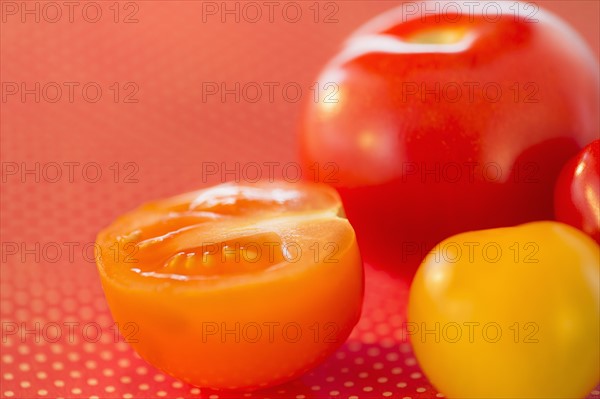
[300,2,599,271]
[554,140,600,243]
[408,222,600,398]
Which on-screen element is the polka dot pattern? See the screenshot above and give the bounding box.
[2,1,599,398]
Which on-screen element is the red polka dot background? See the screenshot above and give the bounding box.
[1,1,599,398]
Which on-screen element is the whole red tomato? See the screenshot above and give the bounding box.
[554,140,600,243]
[300,2,599,272]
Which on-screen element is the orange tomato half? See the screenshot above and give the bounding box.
[95,181,364,390]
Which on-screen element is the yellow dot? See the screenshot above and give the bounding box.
[367,347,380,356]
[135,366,147,375]
[4,373,14,380]
[34,353,47,362]
[71,388,82,395]
[70,370,81,378]
[37,389,48,396]
[417,387,426,393]
[54,381,65,387]
[405,357,417,366]
[20,381,31,388]
[157,391,167,397]
[36,371,47,379]
[4,391,14,397]
[87,378,98,386]
[363,386,373,392]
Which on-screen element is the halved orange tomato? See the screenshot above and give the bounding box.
[95,181,363,390]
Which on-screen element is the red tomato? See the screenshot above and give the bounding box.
[554,139,600,243]
[300,2,599,271]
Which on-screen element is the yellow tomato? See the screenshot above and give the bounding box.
[408,221,599,399]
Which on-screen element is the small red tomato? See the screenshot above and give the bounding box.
[554,139,600,243]
[300,2,599,272]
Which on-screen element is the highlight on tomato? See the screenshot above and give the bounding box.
[555,139,600,243]
[95,181,364,391]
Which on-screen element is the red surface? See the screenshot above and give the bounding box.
[1,1,599,398]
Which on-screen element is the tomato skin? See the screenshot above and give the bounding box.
[95,182,364,391]
[300,2,599,270]
[408,222,600,399]
[554,139,600,243]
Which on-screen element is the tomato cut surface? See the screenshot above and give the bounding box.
[96,181,363,391]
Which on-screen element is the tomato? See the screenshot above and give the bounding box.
[408,221,600,398]
[555,139,600,243]
[300,1,599,271]
[95,181,363,391]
